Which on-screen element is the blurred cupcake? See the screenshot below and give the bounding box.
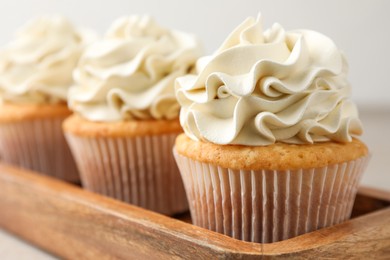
[0,15,94,182]
[64,15,202,215]
[174,14,370,242]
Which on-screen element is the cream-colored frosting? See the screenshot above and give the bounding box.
[176,14,363,145]
[69,15,202,121]
[0,15,94,104]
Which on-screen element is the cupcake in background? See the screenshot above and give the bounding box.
[0,15,94,182]
[64,15,202,215]
[174,14,370,242]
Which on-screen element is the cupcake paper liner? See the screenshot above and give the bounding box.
[0,117,79,182]
[65,133,188,216]
[174,149,370,243]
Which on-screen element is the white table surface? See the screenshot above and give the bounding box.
[1,107,389,259]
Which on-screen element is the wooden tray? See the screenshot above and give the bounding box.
[0,163,389,259]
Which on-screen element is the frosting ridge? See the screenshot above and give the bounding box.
[0,15,94,104]
[69,15,203,121]
[176,14,362,145]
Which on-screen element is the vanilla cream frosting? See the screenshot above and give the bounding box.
[69,15,202,121]
[176,14,363,145]
[0,15,94,104]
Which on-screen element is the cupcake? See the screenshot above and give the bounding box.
[0,15,94,182]
[63,15,203,215]
[174,14,370,243]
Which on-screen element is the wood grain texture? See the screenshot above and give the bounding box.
[352,186,390,218]
[0,163,389,259]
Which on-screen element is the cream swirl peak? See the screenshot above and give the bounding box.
[176,14,363,145]
[69,15,203,121]
[0,15,94,104]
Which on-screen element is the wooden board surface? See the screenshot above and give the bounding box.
[0,163,389,259]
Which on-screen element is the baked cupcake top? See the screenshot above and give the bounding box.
[69,15,203,122]
[176,14,363,146]
[0,15,94,104]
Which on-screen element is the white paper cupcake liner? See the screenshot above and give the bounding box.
[65,133,188,216]
[0,117,79,182]
[173,149,370,243]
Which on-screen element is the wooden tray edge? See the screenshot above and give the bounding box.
[0,163,389,259]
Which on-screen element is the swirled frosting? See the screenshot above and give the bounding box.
[69,15,202,121]
[176,14,363,145]
[0,15,94,104]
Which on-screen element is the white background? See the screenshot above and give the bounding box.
[0,0,389,108]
